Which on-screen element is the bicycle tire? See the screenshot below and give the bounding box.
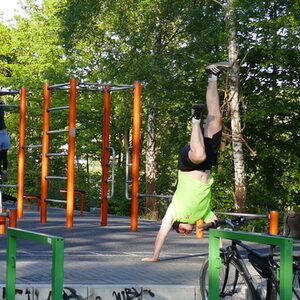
[293,266,300,300]
[199,256,257,299]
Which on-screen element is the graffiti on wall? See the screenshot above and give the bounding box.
[1,286,155,300]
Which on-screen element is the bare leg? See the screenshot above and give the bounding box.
[204,79,222,138]
[189,121,206,164]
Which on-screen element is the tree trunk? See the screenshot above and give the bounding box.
[227,0,247,212]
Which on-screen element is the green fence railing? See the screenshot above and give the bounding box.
[6,227,64,300]
[208,229,293,300]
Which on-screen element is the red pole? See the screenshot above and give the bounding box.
[100,86,111,226]
[17,87,26,219]
[66,78,76,228]
[131,81,141,231]
[40,83,50,223]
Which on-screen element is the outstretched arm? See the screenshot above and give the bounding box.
[142,204,174,262]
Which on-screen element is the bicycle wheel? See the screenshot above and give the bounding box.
[293,266,300,300]
[199,256,256,299]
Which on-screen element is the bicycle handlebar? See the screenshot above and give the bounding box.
[198,214,268,230]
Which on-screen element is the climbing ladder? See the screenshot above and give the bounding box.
[40,79,76,228]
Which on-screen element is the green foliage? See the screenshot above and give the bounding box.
[0,0,298,220]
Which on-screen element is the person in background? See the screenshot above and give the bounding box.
[0,101,11,182]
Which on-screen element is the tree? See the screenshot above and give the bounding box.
[226,0,247,212]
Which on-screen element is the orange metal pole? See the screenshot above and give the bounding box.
[40,83,50,223]
[0,208,6,234]
[17,87,26,219]
[196,219,204,238]
[131,81,141,231]
[100,86,111,226]
[9,209,17,227]
[66,78,76,228]
[269,210,279,235]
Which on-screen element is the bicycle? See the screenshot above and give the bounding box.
[199,213,300,299]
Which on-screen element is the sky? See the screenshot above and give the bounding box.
[0,0,23,21]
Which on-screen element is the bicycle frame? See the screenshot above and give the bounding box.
[220,241,263,299]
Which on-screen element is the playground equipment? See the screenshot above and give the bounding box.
[0,88,27,233]
[39,79,142,230]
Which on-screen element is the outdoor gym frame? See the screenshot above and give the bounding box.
[39,79,142,231]
[0,88,27,233]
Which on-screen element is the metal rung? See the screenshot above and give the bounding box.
[138,193,172,199]
[23,144,42,149]
[0,104,20,109]
[45,198,66,204]
[0,212,9,217]
[48,106,69,112]
[46,153,68,157]
[47,129,68,134]
[110,86,134,91]
[45,176,67,180]
[48,82,70,89]
[0,184,18,188]
[0,90,19,96]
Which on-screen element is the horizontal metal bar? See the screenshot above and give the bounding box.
[138,193,172,199]
[48,82,70,89]
[45,176,67,180]
[47,129,68,134]
[80,82,134,88]
[45,198,66,204]
[46,153,68,157]
[110,86,134,91]
[7,228,63,244]
[0,184,18,188]
[78,82,107,87]
[48,106,69,112]
[76,87,105,92]
[214,212,268,218]
[77,82,134,91]
[0,90,19,96]
[0,104,20,109]
[0,212,9,217]
[23,144,42,149]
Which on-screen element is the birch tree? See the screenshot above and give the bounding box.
[226,0,247,212]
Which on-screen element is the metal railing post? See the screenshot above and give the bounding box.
[66,78,76,228]
[40,83,50,223]
[6,228,64,300]
[17,87,26,219]
[100,86,111,226]
[131,81,141,232]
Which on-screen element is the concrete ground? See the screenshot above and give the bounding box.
[0,207,298,299]
[0,207,210,299]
